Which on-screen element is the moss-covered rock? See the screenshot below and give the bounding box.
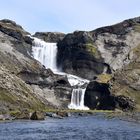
[97,74,112,83]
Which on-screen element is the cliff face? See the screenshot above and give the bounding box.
[57,17,140,110]
[1,17,140,113]
[57,17,140,80]
[0,19,71,114]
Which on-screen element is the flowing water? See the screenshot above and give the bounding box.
[32,37,89,110]
[32,37,58,71]
[0,115,140,140]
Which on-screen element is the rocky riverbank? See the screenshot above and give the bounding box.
[0,109,140,125]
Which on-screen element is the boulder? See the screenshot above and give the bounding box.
[56,111,69,117]
[84,81,116,110]
[115,95,135,111]
[30,111,45,120]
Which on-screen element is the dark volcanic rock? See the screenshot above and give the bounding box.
[57,31,106,80]
[115,95,135,111]
[84,81,116,110]
[34,32,65,43]
[57,17,140,80]
[85,80,136,111]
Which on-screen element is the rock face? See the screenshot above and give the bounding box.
[84,81,115,110]
[57,31,106,80]
[85,81,135,111]
[57,17,140,80]
[0,19,71,114]
[34,32,65,43]
[115,95,135,111]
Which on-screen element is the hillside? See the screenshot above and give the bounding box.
[0,17,140,117]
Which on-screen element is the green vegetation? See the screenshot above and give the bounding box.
[43,108,114,113]
[0,88,17,103]
[97,74,112,83]
[84,43,101,58]
[10,110,21,117]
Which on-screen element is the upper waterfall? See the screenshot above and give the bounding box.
[32,37,58,71]
[31,36,89,110]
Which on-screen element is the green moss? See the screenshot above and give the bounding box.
[97,74,112,83]
[84,43,100,58]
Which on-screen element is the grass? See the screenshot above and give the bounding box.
[0,88,17,103]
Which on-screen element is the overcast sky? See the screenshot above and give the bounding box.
[0,0,140,34]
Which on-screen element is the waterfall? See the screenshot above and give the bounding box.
[32,37,58,71]
[68,88,89,110]
[31,36,89,110]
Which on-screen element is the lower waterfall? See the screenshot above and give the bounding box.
[68,88,89,110]
[31,36,89,110]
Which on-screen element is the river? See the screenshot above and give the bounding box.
[0,115,140,140]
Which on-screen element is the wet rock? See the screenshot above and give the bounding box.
[56,111,69,117]
[46,112,63,119]
[30,111,45,120]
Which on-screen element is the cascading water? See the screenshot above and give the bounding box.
[31,36,89,110]
[68,88,89,110]
[32,37,58,71]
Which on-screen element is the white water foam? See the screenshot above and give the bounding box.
[31,36,89,110]
[32,37,58,71]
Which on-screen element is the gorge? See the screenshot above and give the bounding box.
[0,17,140,118]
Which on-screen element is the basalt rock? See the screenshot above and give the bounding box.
[84,80,136,111]
[57,31,106,80]
[84,81,115,110]
[115,95,135,111]
[57,17,140,80]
